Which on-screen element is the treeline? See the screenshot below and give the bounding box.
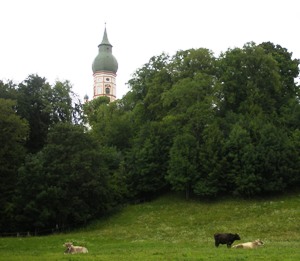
[0,42,299,233]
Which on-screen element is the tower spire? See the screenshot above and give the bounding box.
[99,22,111,46]
[92,25,118,102]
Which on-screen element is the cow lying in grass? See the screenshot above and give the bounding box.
[214,233,241,248]
[64,242,88,254]
[232,239,264,249]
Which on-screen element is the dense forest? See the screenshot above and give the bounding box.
[0,42,299,233]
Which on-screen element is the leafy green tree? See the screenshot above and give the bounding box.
[159,49,219,198]
[223,121,261,196]
[194,120,226,197]
[126,53,172,123]
[218,42,284,114]
[124,49,218,199]
[17,75,84,153]
[0,80,18,100]
[14,123,123,231]
[81,42,299,201]
[85,97,133,151]
[83,96,110,126]
[168,48,216,82]
[0,98,28,231]
[259,42,299,103]
[14,152,46,231]
[125,121,170,200]
[221,114,300,197]
[50,80,73,123]
[216,42,300,196]
[166,133,198,199]
[254,123,299,194]
[17,75,52,153]
[127,53,171,105]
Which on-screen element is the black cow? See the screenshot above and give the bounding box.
[214,233,241,248]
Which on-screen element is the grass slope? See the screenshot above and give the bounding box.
[0,192,299,260]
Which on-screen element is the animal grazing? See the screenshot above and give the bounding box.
[64,242,88,254]
[214,233,241,248]
[232,239,264,249]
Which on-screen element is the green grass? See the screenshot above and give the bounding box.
[0,192,299,260]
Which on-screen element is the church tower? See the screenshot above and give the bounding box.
[92,26,118,102]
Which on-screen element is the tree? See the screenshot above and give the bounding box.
[166,133,198,199]
[50,80,73,123]
[79,42,300,201]
[254,123,298,194]
[125,121,170,200]
[17,75,52,153]
[218,42,284,114]
[0,98,28,231]
[194,120,226,197]
[85,97,133,151]
[126,53,172,123]
[0,80,18,100]
[259,42,299,103]
[16,75,84,153]
[168,48,216,82]
[223,121,261,196]
[216,42,300,196]
[14,123,123,232]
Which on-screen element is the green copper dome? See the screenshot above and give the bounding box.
[92,28,118,73]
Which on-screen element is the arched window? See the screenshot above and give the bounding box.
[105,84,111,94]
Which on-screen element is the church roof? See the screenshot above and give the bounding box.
[92,27,118,74]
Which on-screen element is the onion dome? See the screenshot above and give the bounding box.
[92,27,118,73]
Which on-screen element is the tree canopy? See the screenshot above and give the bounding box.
[0,41,299,233]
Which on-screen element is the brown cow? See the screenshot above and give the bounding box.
[64,242,88,254]
[232,239,264,249]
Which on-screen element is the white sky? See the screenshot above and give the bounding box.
[1,0,299,100]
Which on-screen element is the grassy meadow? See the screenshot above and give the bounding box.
[0,192,299,260]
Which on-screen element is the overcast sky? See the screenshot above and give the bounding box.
[1,0,299,100]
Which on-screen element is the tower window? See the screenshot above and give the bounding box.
[106,78,110,81]
[105,84,111,94]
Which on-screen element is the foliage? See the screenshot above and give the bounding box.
[0,41,299,233]
[16,75,53,152]
[13,123,123,232]
[166,133,198,199]
[125,121,170,200]
[120,43,300,198]
[0,98,28,231]
[84,97,133,151]
[0,80,18,100]
[16,75,84,153]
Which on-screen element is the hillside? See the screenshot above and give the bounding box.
[0,192,299,260]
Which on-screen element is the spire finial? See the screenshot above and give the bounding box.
[99,23,111,47]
